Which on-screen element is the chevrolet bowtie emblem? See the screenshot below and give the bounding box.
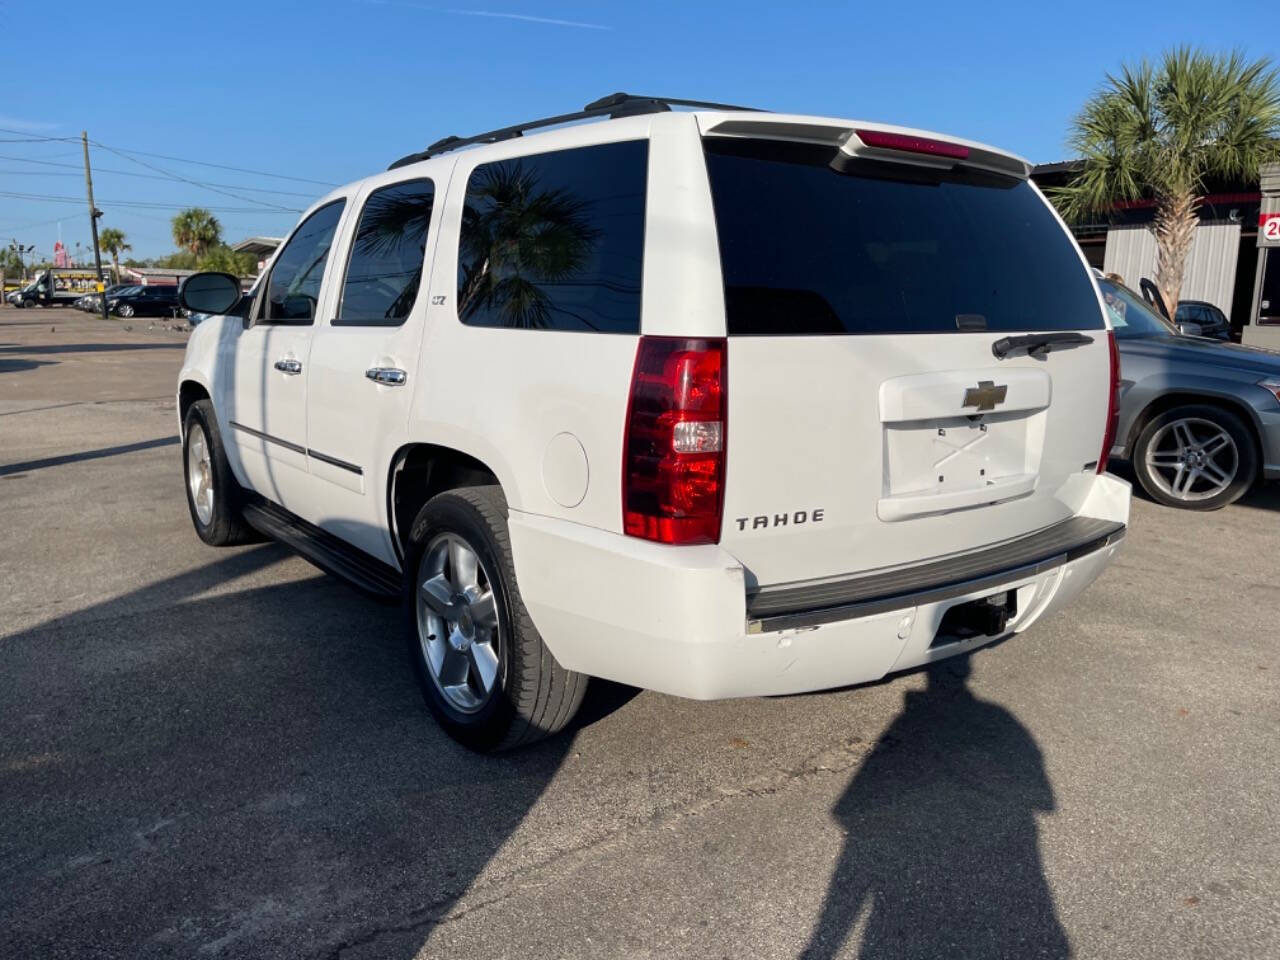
[963,380,1008,412]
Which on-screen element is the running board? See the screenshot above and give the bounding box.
[241,498,403,600]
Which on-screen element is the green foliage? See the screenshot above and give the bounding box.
[0,247,27,278]
[171,208,223,258]
[156,250,199,270]
[1053,48,1280,221]
[98,227,130,260]
[198,245,258,276]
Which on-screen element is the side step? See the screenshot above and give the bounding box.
[241,497,403,600]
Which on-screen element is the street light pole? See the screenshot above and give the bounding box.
[81,131,108,321]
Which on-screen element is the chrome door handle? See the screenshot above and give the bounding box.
[274,358,302,375]
[366,367,407,386]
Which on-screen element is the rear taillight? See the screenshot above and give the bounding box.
[623,337,727,545]
[1098,331,1121,474]
[854,129,970,160]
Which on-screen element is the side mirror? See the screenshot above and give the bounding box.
[1177,321,1203,337]
[179,272,241,316]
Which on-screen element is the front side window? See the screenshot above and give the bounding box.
[456,140,647,333]
[263,200,346,324]
[704,138,1104,335]
[337,179,435,326]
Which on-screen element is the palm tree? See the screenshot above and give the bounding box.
[171,208,223,260]
[97,227,130,283]
[1054,48,1280,318]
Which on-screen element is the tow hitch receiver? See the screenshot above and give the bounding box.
[931,591,1016,648]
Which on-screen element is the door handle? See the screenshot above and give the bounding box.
[366,367,407,386]
[274,358,302,375]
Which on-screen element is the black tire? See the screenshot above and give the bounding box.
[182,399,256,545]
[1133,403,1257,510]
[403,486,587,752]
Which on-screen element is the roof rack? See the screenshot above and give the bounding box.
[388,92,765,170]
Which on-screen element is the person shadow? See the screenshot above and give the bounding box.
[800,656,1069,960]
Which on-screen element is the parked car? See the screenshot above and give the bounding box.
[108,285,179,318]
[1099,277,1280,509]
[1174,299,1233,341]
[175,94,1130,751]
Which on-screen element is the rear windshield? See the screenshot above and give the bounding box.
[703,138,1103,335]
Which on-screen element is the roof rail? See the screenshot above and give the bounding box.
[388,92,765,170]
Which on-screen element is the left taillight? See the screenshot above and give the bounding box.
[622,337,727,545]
[1098,331,1121,474]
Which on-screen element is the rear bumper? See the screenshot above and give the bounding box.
[509,472,1131,700]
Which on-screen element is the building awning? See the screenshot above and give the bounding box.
[231,236,284,257]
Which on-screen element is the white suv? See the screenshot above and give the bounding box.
[176,94,1130,752]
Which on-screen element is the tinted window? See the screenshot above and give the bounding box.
[704,138,1103,335]
[264,200,345,324]
[337,179,435,326]
[457,140,646,332]
[1099,280,1177,338]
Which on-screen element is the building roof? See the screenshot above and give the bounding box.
[126,267,198,278]
[231,236,284,256]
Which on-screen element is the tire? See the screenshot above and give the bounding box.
[118,303,134,318]
[1133,404,1257,510]
[403,485,587,752]
[182,399,255,545]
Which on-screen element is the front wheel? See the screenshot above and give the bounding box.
[1133,404,1257,510]
[117,303,134,318]
[404,486,587,752]
[183,399,255,545]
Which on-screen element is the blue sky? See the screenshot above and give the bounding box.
[1,0,1274,260]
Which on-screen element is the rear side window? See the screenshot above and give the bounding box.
[337,178,435,326]
[703,138,1102,335]
[457,140,647,333]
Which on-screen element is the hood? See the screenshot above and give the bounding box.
[1119,334,1280,377]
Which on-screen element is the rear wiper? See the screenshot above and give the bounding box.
[992,332,1094,360]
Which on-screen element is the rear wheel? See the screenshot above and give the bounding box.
[404,486,587,752]
[183,399,255,545]
[1133,404,1257,510]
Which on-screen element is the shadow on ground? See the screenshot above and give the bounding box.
[0,545,632,959]
[801,657,1068,959]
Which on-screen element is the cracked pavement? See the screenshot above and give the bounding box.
[2,308,1278,959]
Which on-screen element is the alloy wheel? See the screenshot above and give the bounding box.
[416,533,501,713]
[186,422,214,525]
[1144,417,1238,502]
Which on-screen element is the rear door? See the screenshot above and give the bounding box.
[700,131,1110,588]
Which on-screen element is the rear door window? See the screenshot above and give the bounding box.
[337,178,435,326]
[703,138,1102,335]
[456,140,647,333]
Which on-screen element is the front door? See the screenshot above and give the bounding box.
[303,176,441,565]
[221,199,347,513]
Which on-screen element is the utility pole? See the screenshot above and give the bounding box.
[81,131,108,321]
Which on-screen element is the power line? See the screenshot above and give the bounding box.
[0,154,319,197]
[0,190,299,215]
[0,126,340,188]
[90,141,299,212]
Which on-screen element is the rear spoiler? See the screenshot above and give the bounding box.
[701,117,1031,181]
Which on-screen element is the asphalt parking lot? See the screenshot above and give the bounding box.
[2,306,1278,959]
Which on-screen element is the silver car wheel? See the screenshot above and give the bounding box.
[416,533,501,714]
[119,303,134,318]
[186,422,214,526]
[1144,417,1238,502]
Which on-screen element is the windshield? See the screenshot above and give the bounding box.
[1098,279,1178,338]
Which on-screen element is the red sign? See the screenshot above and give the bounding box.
[1262,212,1280,242]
